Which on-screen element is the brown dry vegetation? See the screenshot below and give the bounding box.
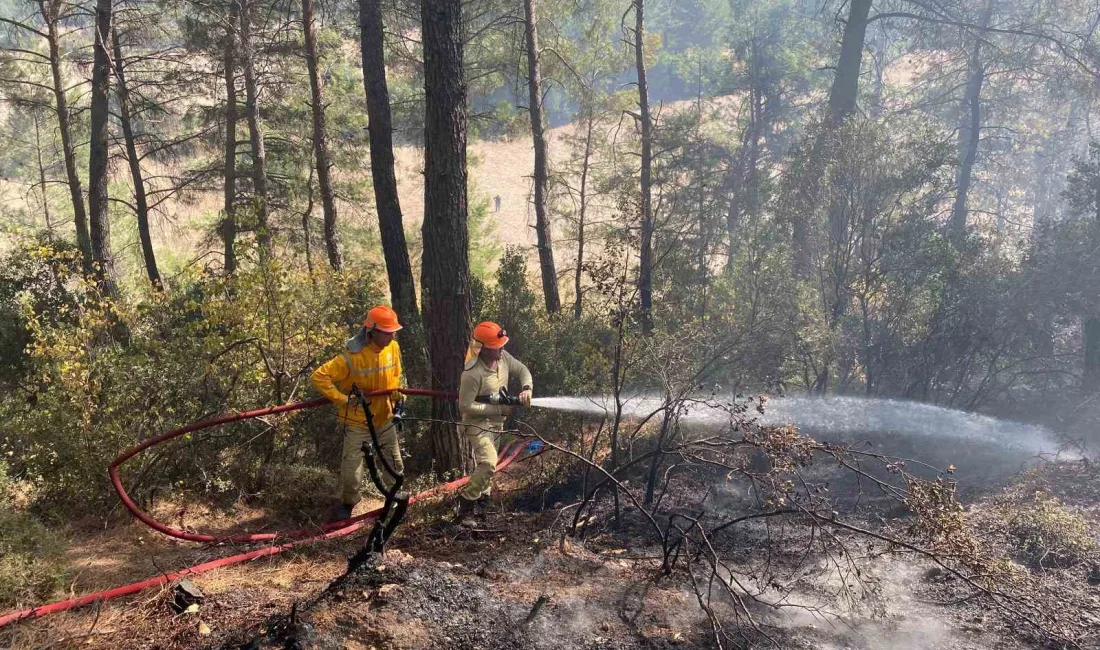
[6,443,1096,650]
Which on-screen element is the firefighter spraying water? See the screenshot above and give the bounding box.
[455,321,534,526]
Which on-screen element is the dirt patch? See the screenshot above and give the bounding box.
[0,496,392,650]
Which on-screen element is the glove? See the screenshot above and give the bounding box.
[519,388,533,407]
[392,399,407,421]
[525,440,545,453]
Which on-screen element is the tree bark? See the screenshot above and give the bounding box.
[240,0,270,257]
[949,0,994,247]
[112,28,161,289]
[1088,141,1100,391]
[31,108,54,242]
[792,0,870,279]
[827,0,872,123]
[302,0,342,270]
[574,108,595,320]
[634,0,654,335]
[359,0,426,385]
[523,0,560,314]
[40,0,91,273]
[222,17,239,275]
[726,45,764,278]
[1085,318,1100,390]
[421,0,472,472]
[88,0,119,297]
[1034,101,1082,227]
[303,169,315,275]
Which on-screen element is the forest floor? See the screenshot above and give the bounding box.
[2,445,1099,650]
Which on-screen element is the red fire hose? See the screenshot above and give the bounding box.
[0,388,527,629]
[108,388,455,544]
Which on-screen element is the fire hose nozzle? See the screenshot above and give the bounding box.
[475,387,522,406]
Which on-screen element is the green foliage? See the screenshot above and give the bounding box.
[1030,142,1100,321]
[0,462,69,608]
[771,117,960,394]
[0,244,385,516]
[0,0,1098,589]
[0,509,68,608]
[256,463,339,521]
[1008,491,1098,569]
[0,239,81,391]
[467,192,501,281]
[476,247,613,397]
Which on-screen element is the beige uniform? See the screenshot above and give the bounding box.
[457,351,532,500]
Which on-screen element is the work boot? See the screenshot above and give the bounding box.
[328,501,354,523]
[455,495,479,527]
[476,494,491,514]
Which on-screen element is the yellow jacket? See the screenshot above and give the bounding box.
[312,337,404,429]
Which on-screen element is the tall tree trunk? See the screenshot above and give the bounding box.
[1087,154,1100,391]
[359,0,426,385]
[793,0,870,279]
[40,0,91,272]
[949,0,994,247]
[574,107,595,320]
[788,0,872,382]
[869,50,884,118]
[523,0,560,314]
[1034,101,1082,226]
[1085,318,1100,390]
[421,0,472,472]
[31,108,54,242]
[112,28,161,289]
[726,49,764,278]
[634,0,654,335]
[88,0,119,297]
[222,17,239,275]
[302,0,342,270]
[302,169,315,275]
[827,0,872,123]
[240,0,270,257]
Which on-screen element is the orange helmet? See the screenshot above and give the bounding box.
[472,321,509,349]
[364,305,402,333]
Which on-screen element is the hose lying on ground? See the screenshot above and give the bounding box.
[0,388,535,629]
[109,388,454,544]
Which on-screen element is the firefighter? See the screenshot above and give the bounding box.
[312,305,406,521]
[455,321,533,524]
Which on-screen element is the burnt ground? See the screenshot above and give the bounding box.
[214,505,713,650]
[4,452,1100,650]
[216,454,1100,650]
[217,492,1099,650]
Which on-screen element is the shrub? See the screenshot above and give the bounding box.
[256,463,340,522]
[0,463,69,607]
[0,252,385,517]
[0,509,70,607]
[1008,491,1098,569]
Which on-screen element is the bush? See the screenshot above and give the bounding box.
[1008,491,1098,569]
[0,463,69,607]
[475,246,614,397]
[0,510,69,608]
[256,463,340,522]
[0,252,385,517]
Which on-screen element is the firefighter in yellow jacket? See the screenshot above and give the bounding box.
[312,305,406,521]
[456,321,533,523]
